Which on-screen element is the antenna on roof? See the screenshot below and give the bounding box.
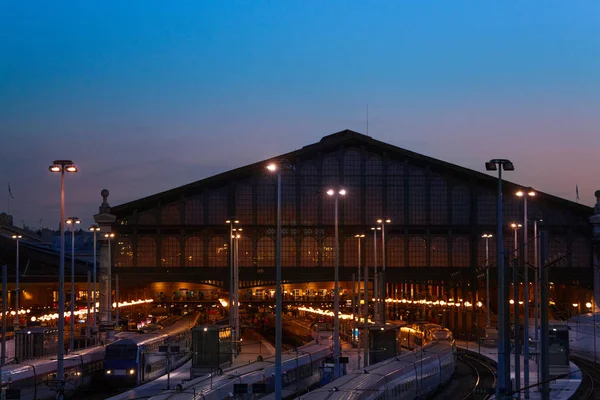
[366,104,369,135]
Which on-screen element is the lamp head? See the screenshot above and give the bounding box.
[354,234,365,238]
[104,233,115,238]
[89,225,100,232]
[12,235,22,239]
[485,161,497,171]
[266,163,277,172]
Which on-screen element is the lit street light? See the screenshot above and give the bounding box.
[516,188,535,398]
[482,234,493,327]
[267,160,294,398]
[327,187,346,379]
[66,217,81,351]
[354,233,365,369]
[89,225,100,336]
[485,158,514,400]
[104,233,115,325]
[49,159,78,400]
[225,219,239,358]
[376,219,390,324]
[11,235,22,328]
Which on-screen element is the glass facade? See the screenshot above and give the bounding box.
[113,140,591,276]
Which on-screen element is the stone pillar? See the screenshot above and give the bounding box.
[589,191,600,313]
[94,190,116,330]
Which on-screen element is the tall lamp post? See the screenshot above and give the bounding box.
[232,226,242,352]
[12,235,22,328]
[511,222,522,398]
[532,217,543,346]
[49,159,78,400]
[89,225,100,334]
[225,219,239,358]
[485,158,514,400]
[267,161,294,398]
[104,233,115,325]
[327,188,346,379]
[370,226,381,324]
[517,188,535,399]
[354,233,365,368]
[376,219,390,324]
[482,234,493,327]
[66,217,81,351]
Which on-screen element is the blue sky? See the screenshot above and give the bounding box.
[1,1,598,228]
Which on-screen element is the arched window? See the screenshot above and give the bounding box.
[208,236,228,267]
[300,164,319,226]
[136,237,156,267]
[257,178,276,225]
[430,236,448,267]
[322,237,336,267]
[235,182,253,224]
[161,204,180,225]
[137,211,156,225]
[477,190,496,225]
[387,163,405,225]
[256,237,275,267]
[208,190,228,225]
[408,236,427,267]
[115,236,133,267]
[430,177,447,225]
[452,237,470,267]
[365,155,383,224]
[452,185,470,225]
[387,236,404,267]
[300,237,319,267]
[409,170,427,225]
[184,196,203,225]
[161,237,180,267]
[238,236,253,267]
[282,237,297,267]
[184,236,203,267]
[282,170,297,225]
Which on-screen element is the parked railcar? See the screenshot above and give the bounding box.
[103,311,200,385]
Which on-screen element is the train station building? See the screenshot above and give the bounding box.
[1,129,597,331]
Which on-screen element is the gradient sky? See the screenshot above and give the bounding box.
[1,1,598,229]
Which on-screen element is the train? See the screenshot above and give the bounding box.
[104,311,200,385]
[0,343,105,400]
[147,330,335,400]
[300,336,456,399]
[399,321,453,350]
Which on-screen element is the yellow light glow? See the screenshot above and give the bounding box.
[339,189,347,196]
[586,302,592,309]
[49,165,61,172]
[65,165,77,172]
[509,299,515,305]
[267,163,277,171]
[572,303,579,307]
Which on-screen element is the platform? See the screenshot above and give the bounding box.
[456,340,582,399]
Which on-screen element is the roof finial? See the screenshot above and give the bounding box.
[99,189,111,214]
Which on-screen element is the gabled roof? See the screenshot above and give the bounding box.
[111,129,592,217]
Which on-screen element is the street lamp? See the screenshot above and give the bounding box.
[376,219,390,325]
[66,217,81,351]
[327,187,346,379]
[354,233,365,368]
[481,234,493,327]
[531,217,543,345]
[89,225,100,335]
[225,219,239,358]
[370,226,381,324]
[49,159,78,400]
[11,235,22,328]
[266,160,294,398]
[104,233,115,325]
[232,227,242,352]
[516,188,535,398]
[485,158,514,399]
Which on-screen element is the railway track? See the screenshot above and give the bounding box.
[571,356,600,400]
[458,353,497,400]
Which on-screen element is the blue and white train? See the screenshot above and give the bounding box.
[104,311,200,385]
[147,330,335,400]
[301,339,456,400]
[0,344,105,400]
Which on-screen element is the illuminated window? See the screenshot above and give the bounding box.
[430,236,448,267]
[238,236,253,267]
[322,237,336,267]
[282,236,297,267]
[161,204,180,225]
[208,236,228,267]
[184,236,203,267]
[256,237,275,267]
[300,237,318,267]
[115,235,133,267]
